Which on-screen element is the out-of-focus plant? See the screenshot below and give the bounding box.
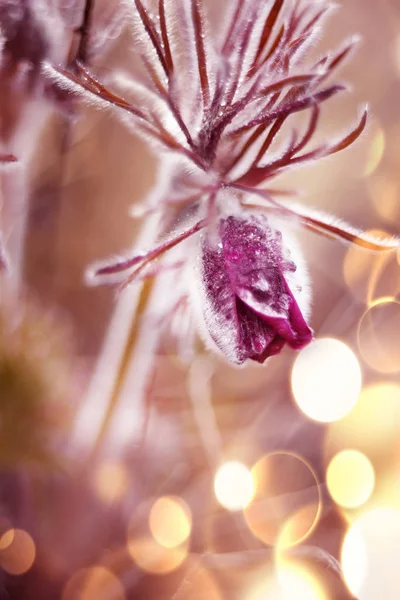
[0,0,124,290]
[0,295,73,468]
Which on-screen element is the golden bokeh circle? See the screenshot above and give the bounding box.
[149,496,192,548]
[357,299,400,373]
[127,534,188,575]
[244,452,321,548]
[62,566,126,600]
[214,461,255,511]
[93,460,129,504]
[244,557,327,600]
[276,559,327,600]
[326,450,375,509]
[343,229,398,304]
[0,529,36,575]
[342,508,400,600]
[325,382,400,464]
[0,528,14,550]
[363,125,385,177]
[292,338,362,423]
[367,176,400,223]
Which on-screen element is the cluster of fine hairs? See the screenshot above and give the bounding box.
[45,0,399,277]
[41,0,399,365]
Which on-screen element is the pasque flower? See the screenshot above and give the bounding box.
[46,0,399,365]
[198,214,312,364]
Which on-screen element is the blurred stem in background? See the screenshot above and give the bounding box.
[38,0,95,300]
[0,0,94,301]
[71,210,164,461]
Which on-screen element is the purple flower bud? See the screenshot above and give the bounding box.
[196,214,312,365]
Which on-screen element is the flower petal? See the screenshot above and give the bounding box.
[197,213,312,365]
[220,214,312,349]
[198,227,276,364]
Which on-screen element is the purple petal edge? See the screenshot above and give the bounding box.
[199,214,312,365]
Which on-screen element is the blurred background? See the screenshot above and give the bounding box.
[0,0,399,598]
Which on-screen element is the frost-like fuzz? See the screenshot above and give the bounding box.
[196,214,312,365]
[44,0,400,364]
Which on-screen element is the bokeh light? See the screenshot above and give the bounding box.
[363,124,385,176]
[367,176,400,223]
[127,534,188,575]
[62,566,126,600]
[149,496,192,548]
[292,338,362,423]
[214,461,255,511]
[0,528,14,550]
[277,504,322,550]
[325,383,400,461]
[244,452,321,548]
[341,520,367,596]
[276,561,327,600]
[343,229,398,303]
[342,508,400,600]
[245,560,327,600]
[93,460,129,504]
[0,0,397,599]
[326,450,375,509]
[358,299,400,373]
[0,529,36,575]
[368,467,400,515]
